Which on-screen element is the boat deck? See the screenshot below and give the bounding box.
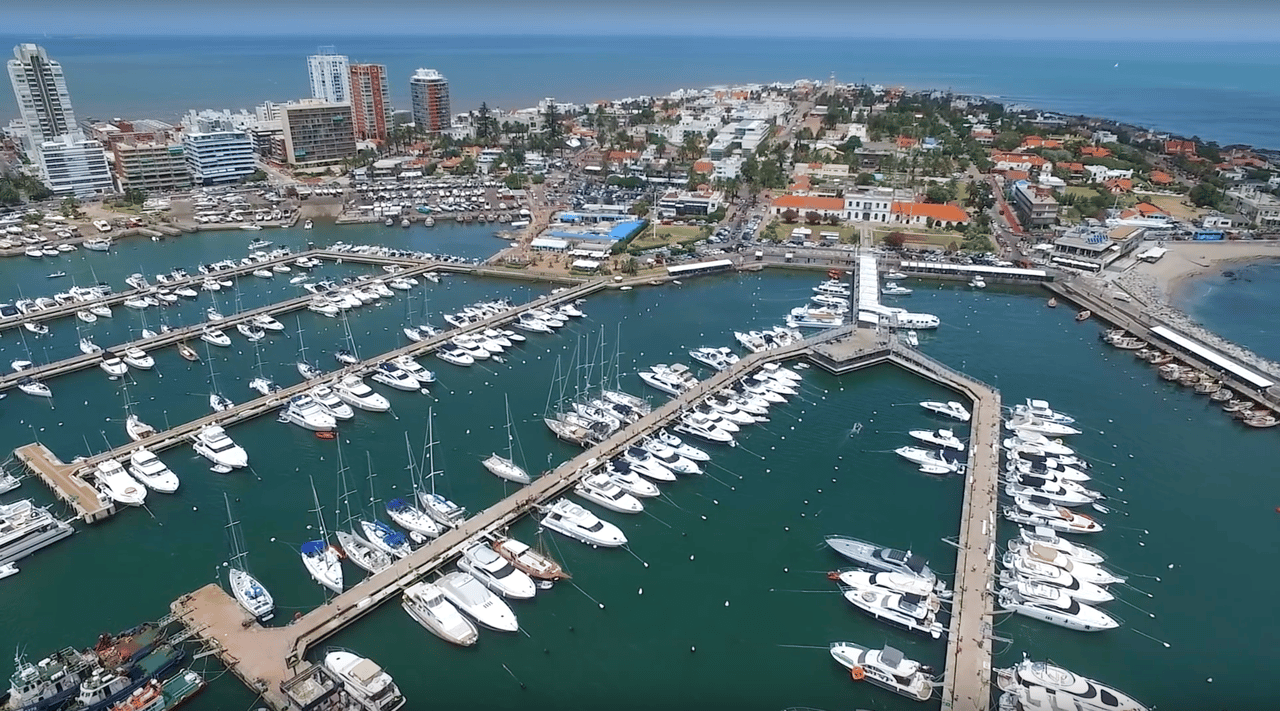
[13,443,113,522]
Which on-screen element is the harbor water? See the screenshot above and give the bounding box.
[1175,258,1280,364]
[0,225,1275,710]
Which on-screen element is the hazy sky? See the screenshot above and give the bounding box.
[7,0,1279,40]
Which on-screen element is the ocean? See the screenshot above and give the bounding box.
[0,222,1276,710]
[1175,258,1280,362]
[1,35,1278,149]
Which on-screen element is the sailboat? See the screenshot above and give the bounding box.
[224,494,274,622]
[248,337,281,397]
[482,395,531,484]
[122,383,157,442]
[334,312,359,365]
[385,433,443,539]
[359,452,411,559]
[334,448,393,576]
[296,315,322,380]
[206,342,234,412]
[301,476,344,593]
[419,408,467,528]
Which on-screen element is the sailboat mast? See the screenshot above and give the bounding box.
[309,476,328,540]
[403,431,421,496]
[223,492,245,566]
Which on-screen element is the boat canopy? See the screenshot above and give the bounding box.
[880,646,905,670]
[301,540,327,555]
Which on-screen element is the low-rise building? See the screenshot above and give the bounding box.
[38,134,113,196]
[659,188,723,216]
[1084,165,1133,183]
[1225,187,1280,228]
[183,130,256,185]
[1011,181,1059,227]
[891,202,969,228]
[770,194,844,220]
[1164,139,1197,157]
[843,187,896,223]
[1051,225,1143,271]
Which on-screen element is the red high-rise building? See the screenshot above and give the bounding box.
[349,63,390,141]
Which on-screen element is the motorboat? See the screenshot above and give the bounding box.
[200,328,231,347]
[282,395,338,431]
[127,447,180,493]
[1007,541,1123,585]
[617,448,677,483]
[435,347,474,367]
[371,362,420,391]
[323,650,406,711]
[402,582,478,646]
[192,425,248,469]
[970,275,987,289]
[689,346,740,371]
[840,577,945,638]
[881,282,913,296]
[513,313,553,333]
[814,279,851,296]
[297,361,324,379]
[393,356,436,384]
[458,543,537,599]
[1013,399,1076,426]
[824,536,942,591]
[402,326,425,342]
[23,322,48,335]
[1006,455,1091,482]
[638,363,699,396]
[1016,526,1105,565]
[604,461,661,498]
[206,307,225,322]
[758,362,803,383]
[574,472,644,514]
[311,385,354,420]
[1006,496,1103,534]
[252,314,285,331]
[98,356,129,378]
[125,414,157,442]
[76,310,96,324]
[249,377,281,397]
[91,460,147,506]
[309,300,340,317]
[123,297,152,309]
[1000,552,1114,604]
[655,429,710,461]
[252,269,273,279]
[385,498,442,538]
[997,583,1118,632]
[210,392,234,412]
[79,337,102,355]
[236,323,266,342]
[674,412,735,445]
[491,536,570,581]
[88,304,112,318]
[1004,474,1099,505]
[831,569,944,599]
[908,429,964,451]
[121,348,154,370]
[829,642,934,702]
[1004,414,1081,437]
[17,377,52,398]
[359,519,411,560]
[995,657,1148,711]
[10,359,33,372]
[638,439,702,474]
[920,400,970,422]
[418,491,467,528]
[540,498,627,547]
[1003,431,1075,457]
[700,396,760,426]
[895,446,961,474]
[437,571,519,632]
[335,376,391,412]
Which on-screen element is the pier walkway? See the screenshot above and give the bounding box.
[13,443,113,522]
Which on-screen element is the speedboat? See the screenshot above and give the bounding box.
[1013,398,1076,426]
[997,583,1118,632]
[127,447,180,493]
[282,395,337,431]
[829,642,934,702]
[435,347,474,367]
[1005,414,1081,437]
[824,536,942,591]
[125,414,157,441]
[689,346,740,371]
[79,337,102,355]
[192,425,248,469]
[385,498,442,538]
[908,429,964,451]
[310,385,354,420]
[99,356,128,378]
[1007,541,1123,585]
[995,658,1148,711]
[656,429,709,461]
[17,377,51,398]
[491,536,570,581]
[335,376,391,412]
[574,473,643,514]
[393,356,436,384]
[437,571,519,632]
[359,519,411,559]
[604,461,661,498]
[638,439,702,474]
[895,446,960,474]
[840,577,945,638]
[121,347,154,369]
[920,400,970,422]
[458,544,537,599]
[513,313,552,333]
[236,323,266,342]
[418,491,467,528]
[402,582,478,647]
[92,459,147,506]
[617,448,677,483]
[201,328,231,347]
[1017,526,1105,565]
[540,498,627,547]
[301,539,343,593]
[881,282,913,296]
[1000,552,1113,604]
[323,650,406,711]
[371,362,420,391]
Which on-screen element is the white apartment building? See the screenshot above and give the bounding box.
[38,135,112,196]
[6,43,77,152]
[307,49,351,104]
[1226,187,1280,228]
[183,130,256,185]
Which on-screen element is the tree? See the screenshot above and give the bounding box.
[123,188,147,205]
[856,172,875,186]
[925,185,953,204]
[503,173,527,190]
[883,231,907,249]
[1189,182,1223,209]
[781,208,799,223]
[804,211,822,225]
[621,257,639,275]
[475,102,495,144]
[630,200,650,216]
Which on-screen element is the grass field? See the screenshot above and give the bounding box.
[1141,194,1204,221]
[628,224,705,251]
[874,228,962,249]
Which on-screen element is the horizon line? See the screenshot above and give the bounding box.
[3,32,1279,43]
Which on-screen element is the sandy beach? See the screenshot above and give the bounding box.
[1130,240,1280,301]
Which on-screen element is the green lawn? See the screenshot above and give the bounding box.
[628,224,705,251]
[874,228,963,249]
[1066,186,1101,200]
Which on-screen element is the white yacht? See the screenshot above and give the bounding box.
[16,377,51,398]
[920,400,971,422]
[200,328,231,347]
[700,396,760,426]
[895,446,961,474]
[335,376,391,412]
[574,473,644,514]
[832,569,943,599]
[98,356,128,378]
[393,355,436,384]
[824,536,942,591]
[1011,496,1104,533]
[616,449,677,483]
[603,389,652,417]
[435,347,474,367]
[252,314,286,331]
[908,429,965,451]
[121,347,154,370]
[997,584,1118,632]
[674,412,735,445]
[1004,414,1081,437]
[283,395,338,431]
[127,448,179,493]
[840,577,945,638]
[1013,398,1076,426]
[79,337,102,355]
[236,323,266,342]
[402,581,478,647]
[1003,432,1075,457]
[829,642,934,702]
[689,346,740,371]
[457,544,537,599]
[540,498,627,547]
[603,461,661,498]
[324,650,406,711]
[0,499,75,566]
[437,571,519,632]
[1017,526,1105,565]
[1001,552,1114,604]
[418,491,467,528]
[1006,456,1091,483]
[76,310,96,324]
[995,657,1148,711]
[786,305,846,329]
[311,385,355,420]
[638,363,698,396]
[655,429,710,461]
[638,439,702,474]
[125,414,157,442]
[1004,478,1097,507]
[881,282,913,296]
[970,275,987,289]
[192,425,248,469]
[1007,541,1123,585]
[371,362,420,391]
[91,460,146,507]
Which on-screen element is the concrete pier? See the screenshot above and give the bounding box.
[13,443,114,522]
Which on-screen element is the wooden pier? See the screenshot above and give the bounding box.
[13,443,114,522]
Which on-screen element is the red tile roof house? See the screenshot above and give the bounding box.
[891,202,970,228]
[770,194,846,219]
[1164,139,1197,157]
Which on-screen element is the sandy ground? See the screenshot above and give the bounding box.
[1129,240,1280,299]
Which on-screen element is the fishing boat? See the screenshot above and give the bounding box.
[457,543,537,599]
[490,535,570,581]
[437,571,519,632]
[401,581,478,647]
[829,642,934,702]
[223,494,274,622]
[323,650,406,711]
[539,498,627,547]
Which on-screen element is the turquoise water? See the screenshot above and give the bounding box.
[1176,259,1280,364]
[0,231,1275,710]
[1,36,1278,148]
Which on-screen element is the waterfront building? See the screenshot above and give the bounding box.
[307,48,350,104]
[1011,181,1060,227]
[658,188,724,216]
[843,187,897,223]
[891,202,970,229]
[1225,187,1280,228]
[38,134,112,196]
[409,69,451,133]
[280,99,356,167]
[770,194,845,221]
[349,63,390,141]
[1051,225,1143,271]
[6,43,77,153]
[183,130,256,185]
[111,137,190,193]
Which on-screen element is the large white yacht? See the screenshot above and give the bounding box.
[689,346,739,371]
[840,578,945,638]
[655,429,709,461]
[335,376,391,412]
[1003,479,1096,507]
[573,473,644,514]
[895,446,961,474]
[191,425,248,469]
[540,499,627,547]
[908,429,965,451]
[615,449,676,483]
[1016,526,1105,565]
[127,448,179,493]
[121,348,154,370]
[310,385,355,420]
[997,583,1118,632]
[1000,553,1114,604]
[402,582,478,646]
[831,569,943,599]
[371,362,419,391]
[920,400,971,422]
[638,439,702,474]
[829,642,934,702]
[437,571,519,632]
[638,363,699,396]
[89,460,145,507]
[0,499,75,566]
[323,650,406,711]
[604,461,661,498]
[673,412,735,444]
[1012,399,1076,426]
[1004,496,1103,534]
[1004,414,1081,437]
[282,395,338,431]
[996,657,1148,711]
[457,544,537,599]
[824,536,942,591]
